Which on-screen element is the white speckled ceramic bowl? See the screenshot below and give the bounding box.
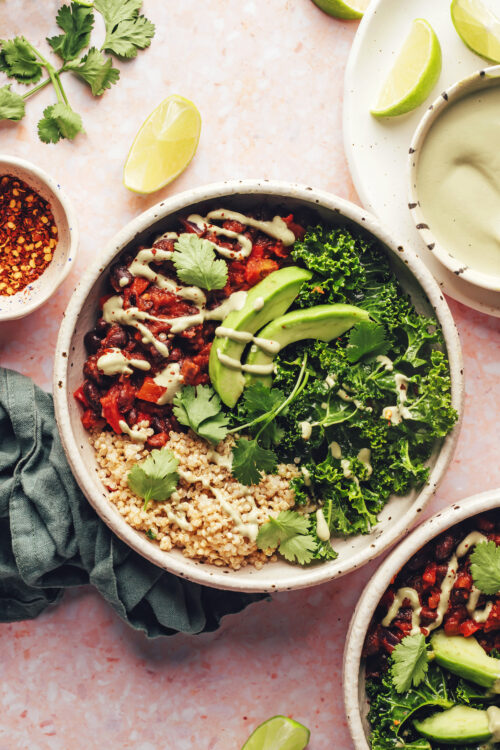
[0,155,78,322]
[54,180,464,593]
[409,66,500,293]
[343,489,500,750]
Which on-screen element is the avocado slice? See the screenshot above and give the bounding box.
[209,266,312,407]
[413,706,492,745]
[244,303,370,388]
[431,630,500,692]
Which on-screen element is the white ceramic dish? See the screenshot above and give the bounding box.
[409,66,500,293]
[53,179,464,593]
[344,0,500,317]
[343,488,500,750]
[0,155,78,322]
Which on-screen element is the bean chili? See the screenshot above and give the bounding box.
[0,174,58,296]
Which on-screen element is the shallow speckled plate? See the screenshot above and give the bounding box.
[53,180,464,593]
[344,0,500,317]
[343,489,500,750]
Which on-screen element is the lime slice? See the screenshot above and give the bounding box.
[123,95,201,194]
[371,19,442,118]
[451,0,500,62]
[311,0,369,19]
[242,716,310,750]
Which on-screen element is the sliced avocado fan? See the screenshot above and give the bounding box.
[245,304,370,388]
[209,266,312,408]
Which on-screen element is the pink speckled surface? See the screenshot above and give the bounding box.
[0,2,499,748]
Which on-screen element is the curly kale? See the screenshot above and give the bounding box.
[255,225,458,558]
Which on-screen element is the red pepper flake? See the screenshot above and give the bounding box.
[0,174,58,296]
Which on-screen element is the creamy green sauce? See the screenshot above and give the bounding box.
[382,532,494,633]
[153,362,184,405]
[97,348,151,376]
[417,86,500,278]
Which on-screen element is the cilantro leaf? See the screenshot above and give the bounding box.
[127,446,179,508]
[237,382,285,448]
[231,437,277,486]
[470,541,500,595]
[65,47,119,95]
[257,510,315,564]
[390,633,429,693]
[172,235,228,291]
[38,103,84,143]
[173,385,229,445]
[0,37,43,83]
[279,533,316,564]
[0,85,25,121]
[346,320,389,363]
[94,0,155,59]
[47,3,94,61]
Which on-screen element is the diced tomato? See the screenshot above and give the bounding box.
[181,359,200,384]
[454,571,472,590]
[484,602,500,633]
[136,377,166,404]
[282,213,306,240]
[245,258,279,286]
[459,619,482,637]
[81,409,105,430]
[428,590,441,609]
[100,392,124,433]
[73,385,89,408]
[423,562,437,587]
[130,277,149,297]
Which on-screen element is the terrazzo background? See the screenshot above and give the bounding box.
[0,1,499,748]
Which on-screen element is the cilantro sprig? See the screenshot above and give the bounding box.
[173,235,228,291]
[256,510,316,565]
[0,1,155,142]
[128,446,179,510]
[229,355,309,486]
[390,633,429,693]
[173,385,230,444]
[470,541,500,595]
[346,320,389,363]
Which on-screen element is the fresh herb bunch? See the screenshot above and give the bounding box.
[0,0,155,142]
[264,225,457,544]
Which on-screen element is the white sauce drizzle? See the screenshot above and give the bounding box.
[316,509,330,542]
[357,448,373,478]
[381,404,412,426]
[300,421,313,441]
[153,362,184,405]
[337,388,372,412]
[118,420,153,443]
[253,296,265,311]
[376,355,394,371]
[487,706,500,742]
[325,373,337,389]
[216,349,275,375]
[97,348,151,376]
[330,441,342,460]
[382,531,495,633]
[301,467,312,486]
[395,373,410,404]
[215,326,281,356]
[206,449,233,470]
[178,468,259,541]
[341,458,353,479]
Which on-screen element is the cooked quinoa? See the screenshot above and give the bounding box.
[92,430,299,570]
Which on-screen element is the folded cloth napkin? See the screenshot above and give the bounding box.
[0,368,264,636]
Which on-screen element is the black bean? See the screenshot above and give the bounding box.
[105,325,129,349]
[95,318,110,336]
[84,331,102,354]
[110,263,133,292]
[83,380,102,412]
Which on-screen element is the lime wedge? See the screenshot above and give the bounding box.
[371,19,442,118]
[242,716,310,750]
[311,0,369,19]
[123,95,201,194]
[451,0,500,62]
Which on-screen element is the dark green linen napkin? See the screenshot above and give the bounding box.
[0,368,264,636]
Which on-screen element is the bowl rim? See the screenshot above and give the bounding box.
[53,178,464,593]
[343,488,500,750]
[408,65,500,293]
[0,153,79,321]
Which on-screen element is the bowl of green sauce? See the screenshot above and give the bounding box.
[409,66,500,293]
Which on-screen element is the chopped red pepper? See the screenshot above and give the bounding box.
[136,377,166,404]
[459,619,482,637]
[130,277,149,297]
[73,385,89,408]
[81,409,105,430]
[100,391,124,433]
[423,562,437,587]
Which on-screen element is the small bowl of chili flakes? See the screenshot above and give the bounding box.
[0,154,78,322]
